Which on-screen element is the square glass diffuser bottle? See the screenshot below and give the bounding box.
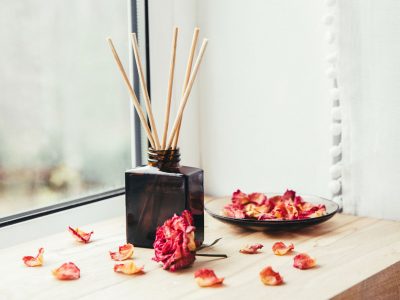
[125,148,204,248]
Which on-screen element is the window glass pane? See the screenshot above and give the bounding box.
[0,1,131,217]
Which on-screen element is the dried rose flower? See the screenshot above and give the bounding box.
[259,266,284,286]
[272,242,294,256]
[239,243,264,254]
[194,268,224,287]
[52,262,80,280]
[23,248,44,267]
[114,261,144,275]
[68,226,93,243]
[153,210,197,271]
[109,243,134,261]
[293,253,317,269]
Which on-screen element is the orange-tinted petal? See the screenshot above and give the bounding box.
[52,262,80,280]
[109,243,134,261]
[272,242,294,256]
[248,193,267,205]
[194,269,224,287]
[240,243,264,254]
[114,261,144,275]
[22,248,44,267]
[259,266,284,286]
[293,253,317,269]
[68,226,93,243]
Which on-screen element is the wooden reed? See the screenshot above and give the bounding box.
[130,33,161,150]
[161,27,179,149]
[167,39,208,149]
[172,27,200,149]
[106,38,155,148]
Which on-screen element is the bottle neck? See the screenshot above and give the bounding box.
[147,148,181,170]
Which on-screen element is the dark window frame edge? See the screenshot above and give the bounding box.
[0,0,149,228]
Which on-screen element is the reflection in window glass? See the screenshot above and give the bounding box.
[0,1,132,217]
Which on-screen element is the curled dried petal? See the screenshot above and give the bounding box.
[109,243,134,261]
[272,242,294,256]
[52,262,80,280]
[240,243,264,254]
[68,226,93,243]
[248,193,267,205]
[194,269,224,287]
[259,266,284,286]
[22,248,44,267]
[293,253,317,269]
[114,261,144,275]
[232,189,250,205]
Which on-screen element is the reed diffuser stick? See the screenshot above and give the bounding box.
[130,33,161,150]
[161,27,179,149]
[172,27,200,149]
[107,38,156,148]
[166,39,208,149]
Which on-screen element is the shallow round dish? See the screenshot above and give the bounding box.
[205,193,339,230]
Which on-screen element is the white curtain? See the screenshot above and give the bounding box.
[339,0,400,220]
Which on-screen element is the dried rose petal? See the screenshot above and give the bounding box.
[114,261,144,275]
[68,226,93,243]
[153,210,196,271]
[282,189,296,200]
[259,266,284,286]
[293,253,317,269]
[232,189,250,205]
[272,242,294,256]
[194,269,224,287]
[109,243,134,261]
[248,193,267,205]
[240,243,264,254]
[22,248,44,267]
[52,262,80,280]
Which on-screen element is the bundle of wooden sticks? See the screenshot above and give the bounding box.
[107,27,207,150]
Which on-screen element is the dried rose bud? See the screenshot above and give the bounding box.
[52,262,80,280]
[272,242,294,256]
[194,268,224,287]
[259,266,284,286]
[114,261,144,275]
[23,248,44,267]
[153,210,196,271]
[240,243,264,254]
[109,243,134,261]
[68,226,93,243]
[293,253,317,269]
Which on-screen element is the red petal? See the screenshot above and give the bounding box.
[248,193,267,205]
[272,242,294,256]
[68,226,93,243]
[109,243,134,261]
[114,261,144,275]
[240,243,264,254]
[282,189,296,200]
[52,262,80,280]
[194,269,224,287]
[293,253,317,269]
[259,266,284,286]
[22,248,44,267]
[232,189,250,205]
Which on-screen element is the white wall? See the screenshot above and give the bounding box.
[196,0,331,197]
[147,0,331,197]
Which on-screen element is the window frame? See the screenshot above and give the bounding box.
[0,0,150,228]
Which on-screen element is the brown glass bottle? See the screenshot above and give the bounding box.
[125,148,204,248]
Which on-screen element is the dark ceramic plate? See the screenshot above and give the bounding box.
[205,193,339,230]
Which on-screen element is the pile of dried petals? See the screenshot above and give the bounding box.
[224,189,326,220]
[153,210,197,271]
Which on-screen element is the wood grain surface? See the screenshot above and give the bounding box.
[1,213,400,300]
